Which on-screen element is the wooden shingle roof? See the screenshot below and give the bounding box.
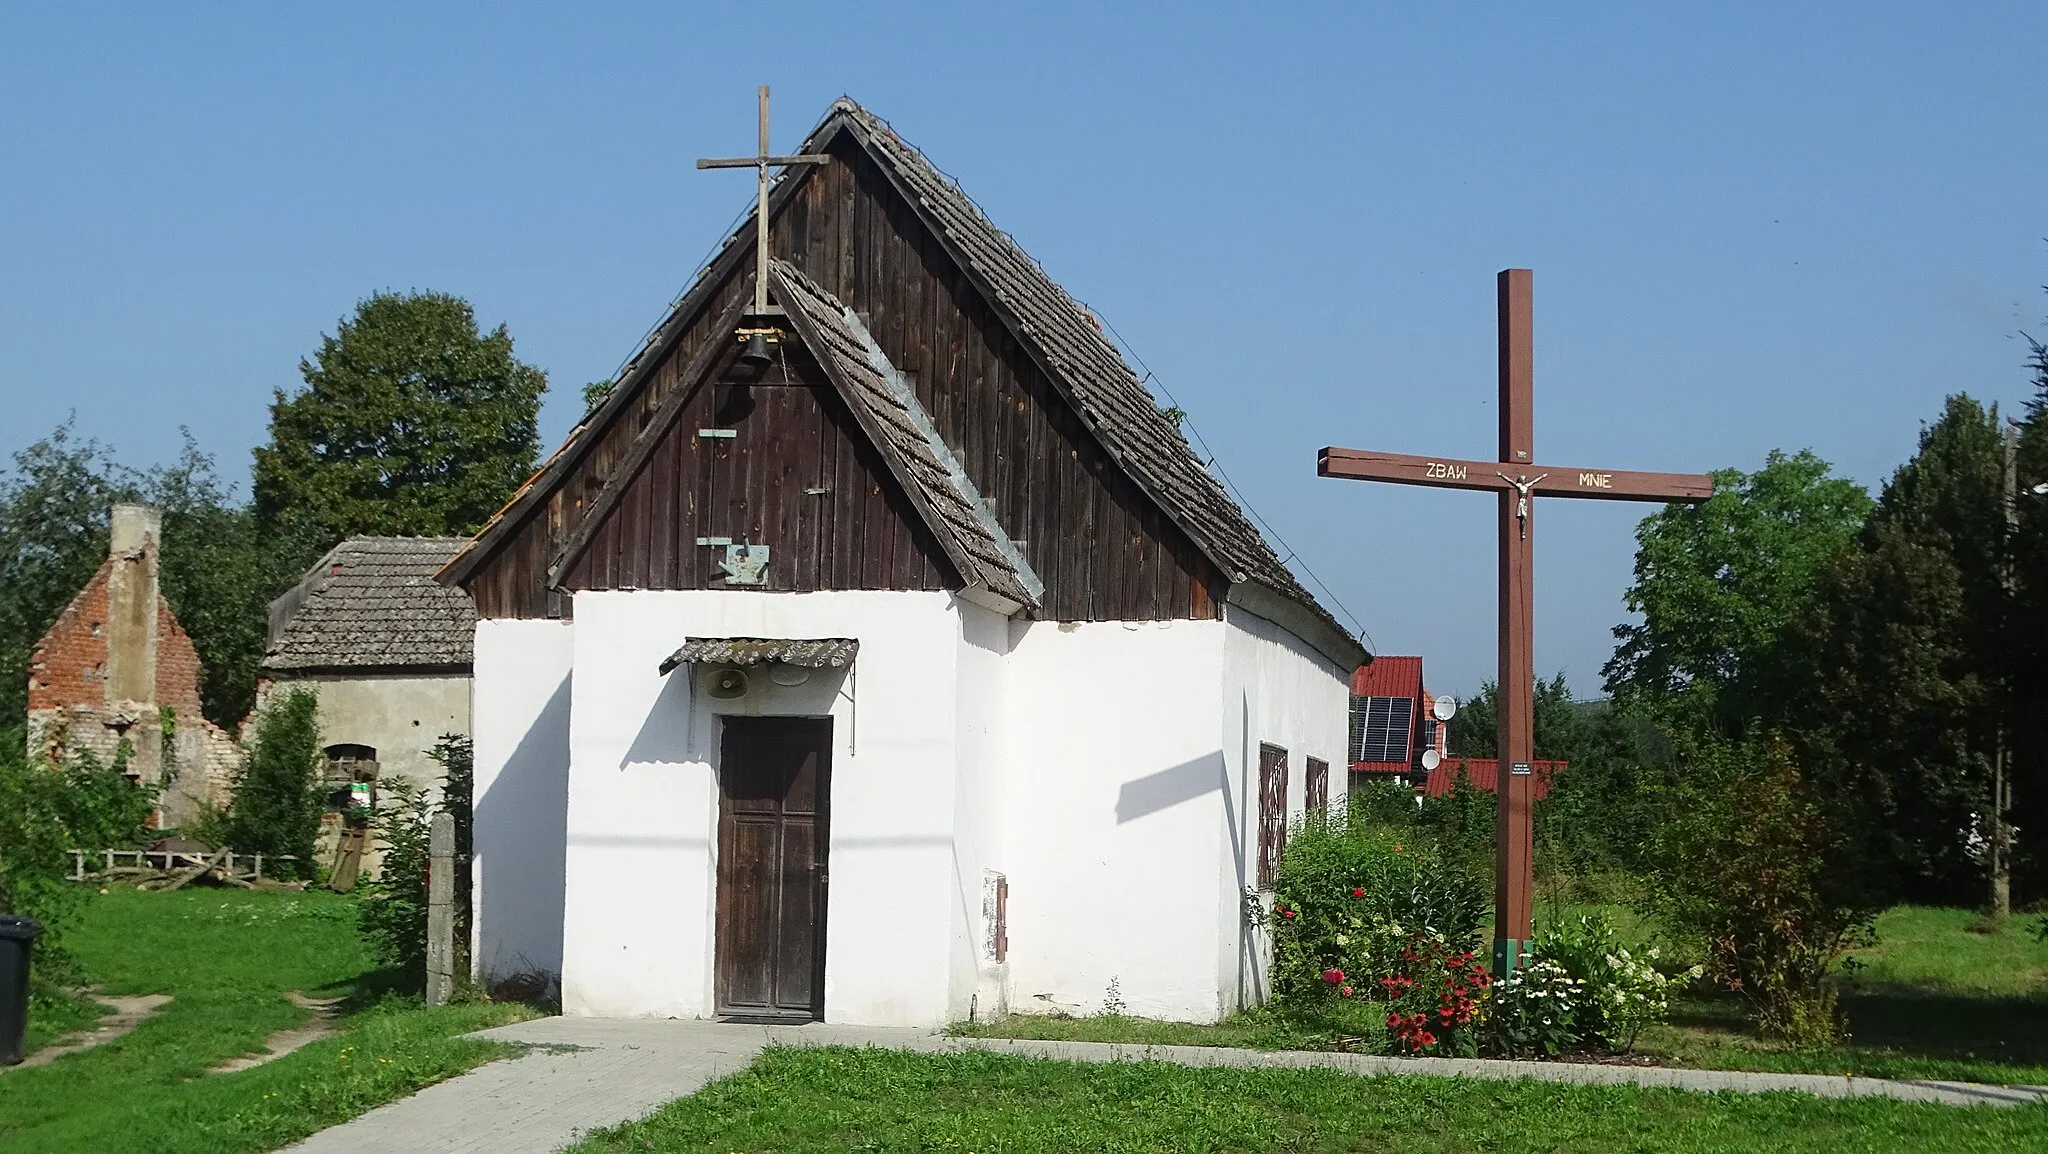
[440,98,1362,667]
[265,537,475,674]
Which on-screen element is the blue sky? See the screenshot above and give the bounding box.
[3,3,2043,697]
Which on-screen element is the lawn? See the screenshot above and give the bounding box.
[571,1045,2048,1154]
[1,886,537,1154]
[956,905,2048,1086]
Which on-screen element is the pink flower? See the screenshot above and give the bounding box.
[1340,985,1354,998]
[1322,968,1345,985]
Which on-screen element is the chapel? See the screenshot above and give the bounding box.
[438,98,1367,1026]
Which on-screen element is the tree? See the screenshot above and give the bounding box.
[1779,396,2010,902]
[1603,450,1872,730]
[0,423,128,732]
[253,291,546,552]
[150,435,280,729]
[1444,674,1590,761]
[224,687,323,876]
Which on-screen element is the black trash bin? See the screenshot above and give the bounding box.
[0,914,43,1066]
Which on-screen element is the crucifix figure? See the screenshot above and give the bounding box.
[696,85,832,318]
[1319,269,1713,975]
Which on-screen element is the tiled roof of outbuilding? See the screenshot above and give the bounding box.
[264,537,475,673]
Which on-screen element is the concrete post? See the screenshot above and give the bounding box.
[427,812,455,1005]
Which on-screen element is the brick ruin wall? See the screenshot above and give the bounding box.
[27,557,240,823]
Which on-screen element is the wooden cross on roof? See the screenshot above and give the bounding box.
[697,85,831,317]
[1319,269,1713,975]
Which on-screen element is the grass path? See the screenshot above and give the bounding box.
[572,1046,2048,1153]
[0,887,535,1154]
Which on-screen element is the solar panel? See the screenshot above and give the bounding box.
[1348,695,1414,763]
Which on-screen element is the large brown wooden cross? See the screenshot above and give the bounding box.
[1318,269,1712,975]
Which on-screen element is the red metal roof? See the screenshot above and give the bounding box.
[1351,655,1422,699]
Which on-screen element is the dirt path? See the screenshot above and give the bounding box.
[210,992,345,1074]
[8,993,172,1070]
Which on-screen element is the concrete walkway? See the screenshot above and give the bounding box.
[282,1016,2048,1153]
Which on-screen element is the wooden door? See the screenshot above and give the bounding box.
[715,717,831,1021]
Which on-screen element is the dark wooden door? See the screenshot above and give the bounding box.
[715,717,831,1021]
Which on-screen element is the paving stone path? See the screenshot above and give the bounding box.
[283,1016,2048,1153]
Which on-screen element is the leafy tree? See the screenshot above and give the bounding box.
[253,290,547,551]
[150,435,280,728]
[1444,674,1589,761]
[224,687,323,876]
[2011,321,2048,900]
[0,424,125,728]
[1779,396,2009,901]
[1603,450,1872,730]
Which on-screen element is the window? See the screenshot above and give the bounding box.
[1421,716,1440,763]
[1348,696,1414,763]
[323,744,378,813]
[1306,757,1329,813]
[1257,744,1288,890]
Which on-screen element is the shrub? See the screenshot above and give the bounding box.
[1375,936,1491,1057]
[1535,913,1698,1052]
[225,687,323,877]
[359,734,474,989]
[1268,807,1487,1005]
[358,777,432,981]
[1486,959,1585,1058]
[53,743,158,853]
[1643,734,1878,1045]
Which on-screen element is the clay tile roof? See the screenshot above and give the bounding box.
[264,537,475,673]
[657,636,859,676]
[1351,655,1423,699]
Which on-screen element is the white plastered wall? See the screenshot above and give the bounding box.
[951,602,1009,1021]
[559,589,969,1026]
[471,619,574,986]
[1000,618,1230,1021]
[1217,604,1352,1014]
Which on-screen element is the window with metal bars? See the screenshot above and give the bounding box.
[1257,744,1288,890]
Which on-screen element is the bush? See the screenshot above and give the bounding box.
[358,734,474,989]
[1643,734,1878,1045]
[225,687,323,877]
[1268,807,1487,1005]
[1376,936,1491,1057]
[0,730,156,988]
[358,777,432,980]
[1486,958,1585,1058]
[1534,913,1698,1052]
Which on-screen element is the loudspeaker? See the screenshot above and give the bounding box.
[703,666,750,700]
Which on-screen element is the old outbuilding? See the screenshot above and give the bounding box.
[438,98,1367,1026]
[263,536,475,823]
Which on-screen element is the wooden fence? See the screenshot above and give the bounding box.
[70,849,298,884]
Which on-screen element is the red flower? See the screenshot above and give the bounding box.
[1340,985,1354,998]
[1322,968,1345,985]
[1386,1012,1402,1029]
[1417,1030,1437,1047]
[1281,908,1297,919]
[1351,887,1365,898]
[1392,844,1403,852]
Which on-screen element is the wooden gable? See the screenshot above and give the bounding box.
[445,100,1360,669]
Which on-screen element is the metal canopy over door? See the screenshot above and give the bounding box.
[714,716,831,1021]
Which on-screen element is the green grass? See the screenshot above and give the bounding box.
[958,905,2048,1086]
[1,886,537,1154]
[1636,906,2048,1084]
[570,1045,2048,1153]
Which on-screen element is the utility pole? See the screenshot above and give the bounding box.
[1992,421,2018,919]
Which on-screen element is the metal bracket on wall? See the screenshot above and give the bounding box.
[698,428,737,439]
